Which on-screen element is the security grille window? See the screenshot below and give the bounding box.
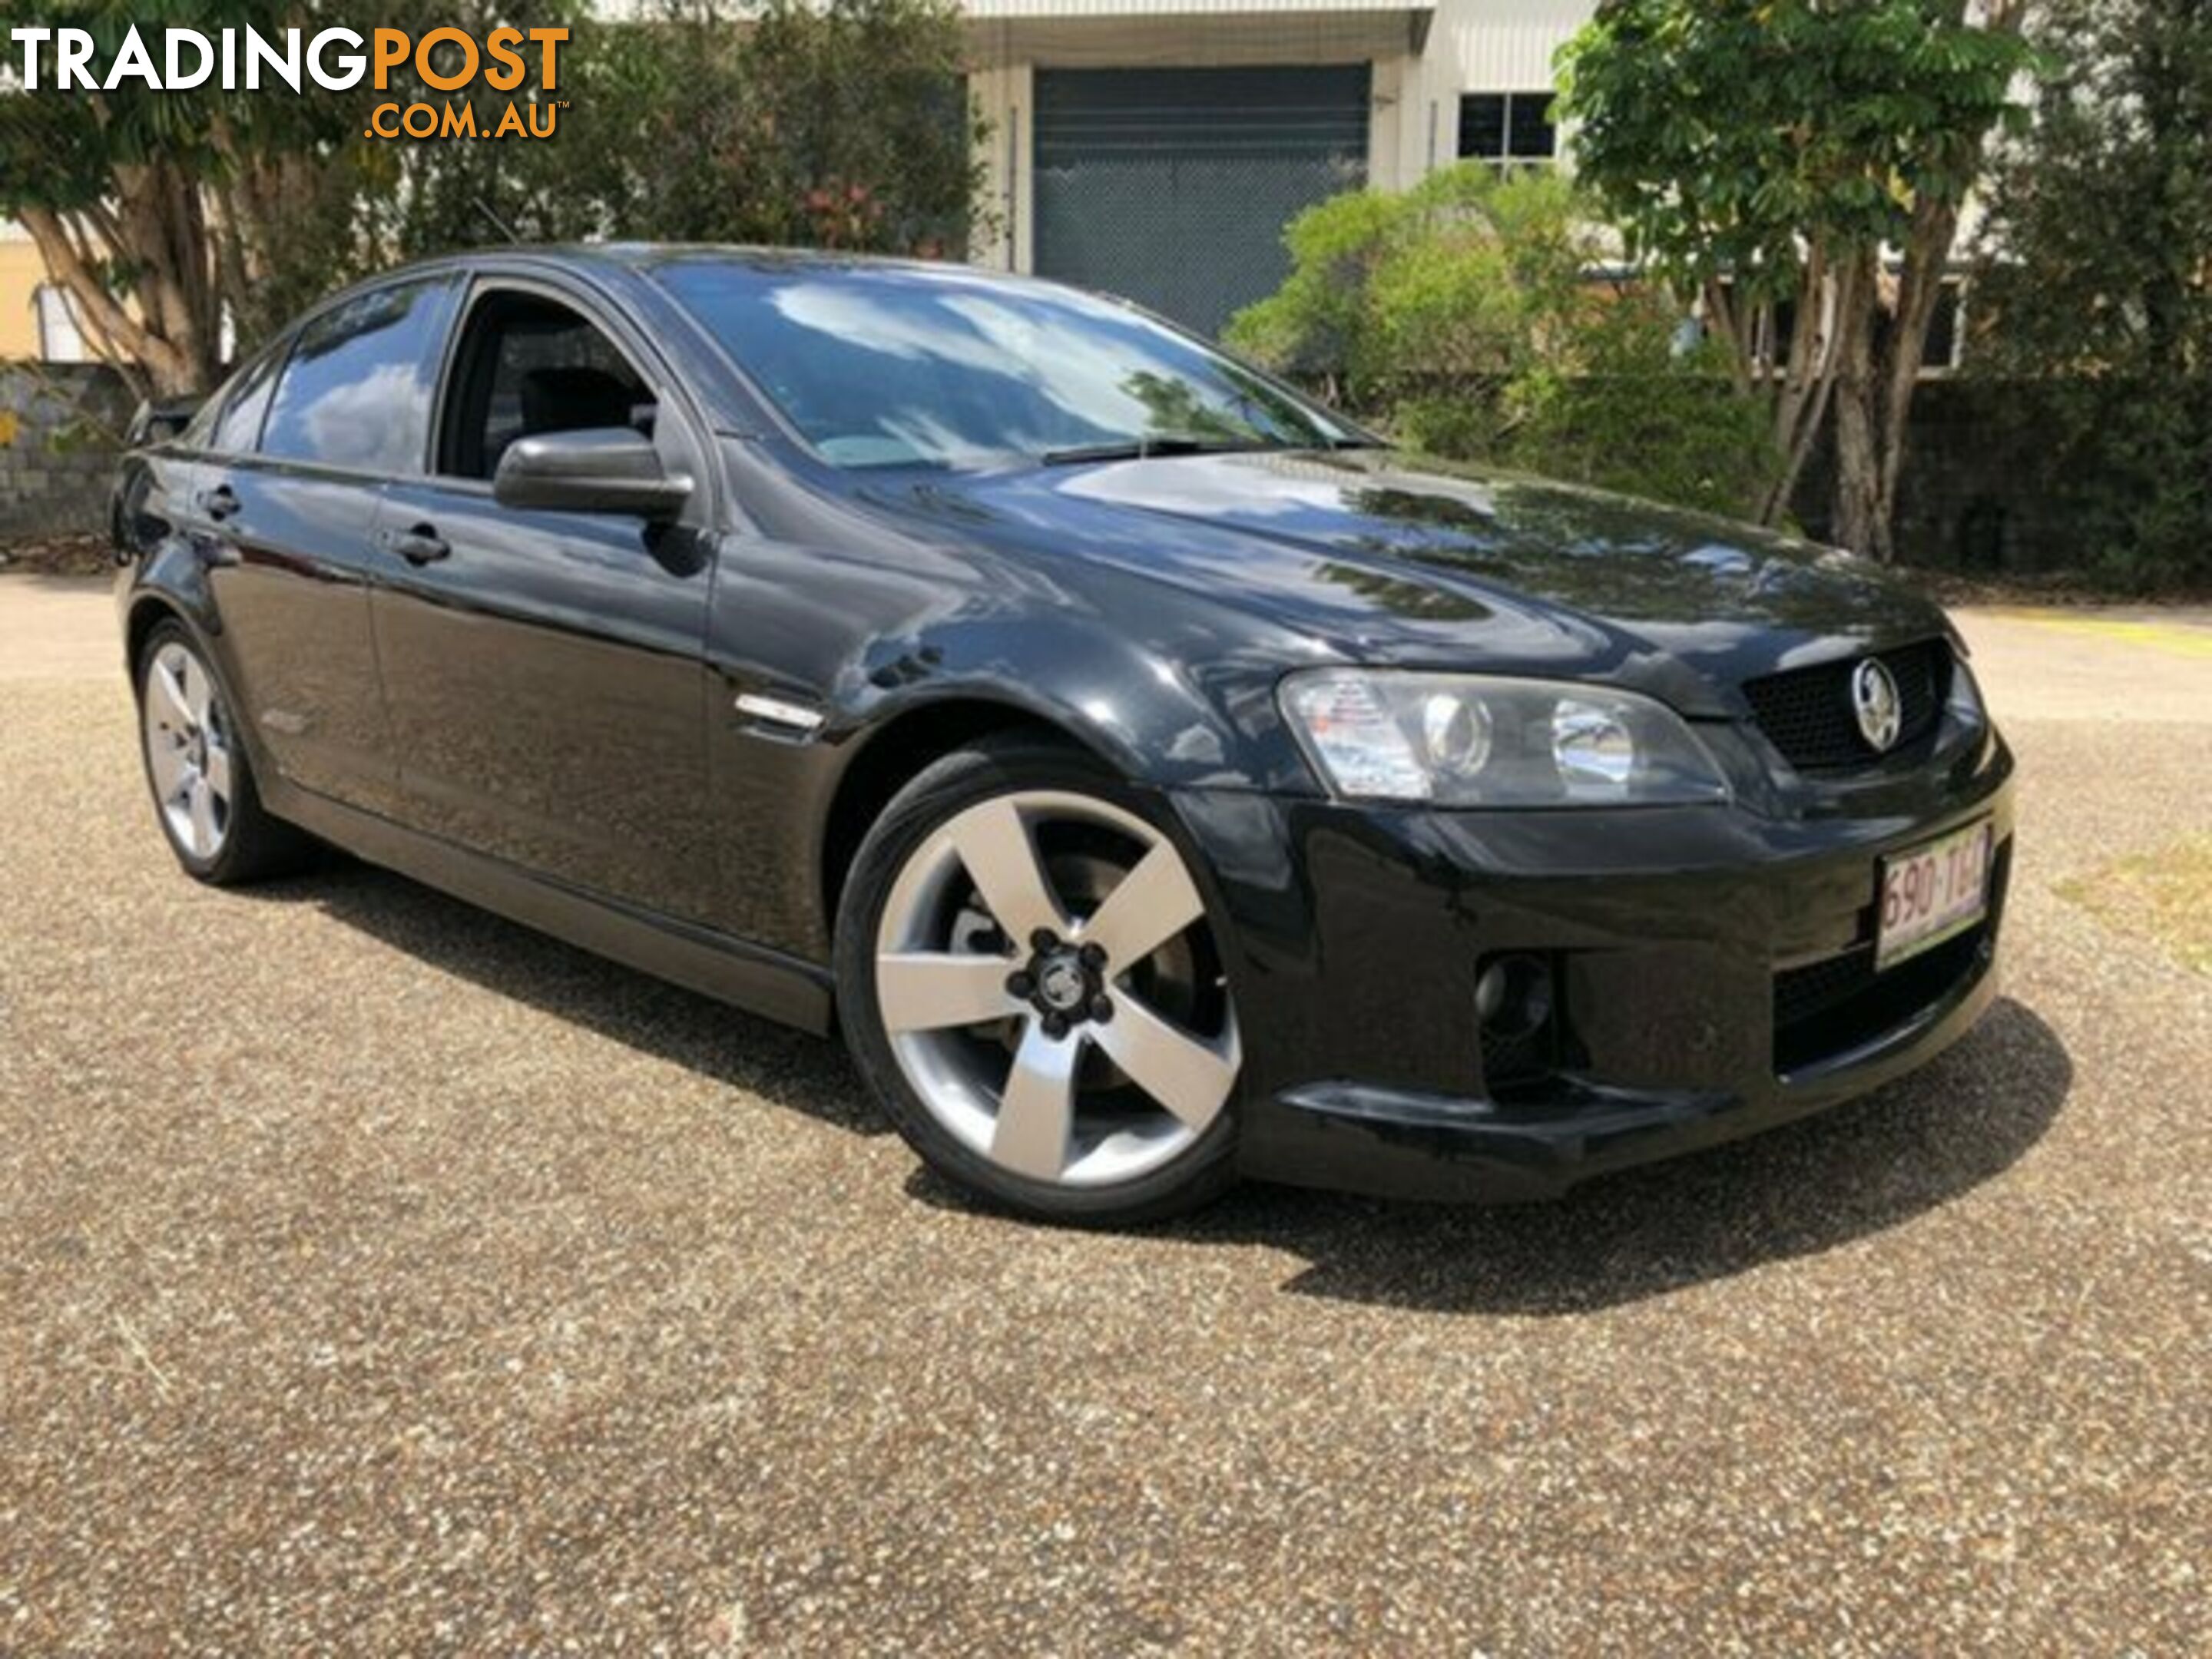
[1925,280,1965,372]
[32,283,88,363]
[1032,66,1371,340]
[1459,92,1558,167]
[1710,274,1965,376]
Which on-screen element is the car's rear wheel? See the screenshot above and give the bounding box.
[836,739,1242,1224]
[136,621,309,885]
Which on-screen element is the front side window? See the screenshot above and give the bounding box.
[260,276,459,475]
[651,258,1354,470]
[1459,91,1558,167]
[437,290,654,480]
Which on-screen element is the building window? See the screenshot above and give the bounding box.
[33,283,90,363]
[1704,273,1967,377]
[1924,280,1965,372]
[1459,91,1558,167]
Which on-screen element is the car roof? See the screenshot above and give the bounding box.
[376,242,1024,285]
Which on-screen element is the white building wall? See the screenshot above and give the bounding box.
[1429,0,1591,88]
[1396,0,1591,181]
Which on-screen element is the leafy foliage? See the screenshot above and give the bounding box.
[1971,0,2212,589]
[1562,1,2027,312]
[0,0,381,392]
[604,0,985,256]
[380,1,985,261]
[1226,164,1780,518]
[1,0,985,393]
[1559,1,2033,551]
[1505,296,1780,520]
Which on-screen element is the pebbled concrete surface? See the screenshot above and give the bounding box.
[1,581,2206,1655]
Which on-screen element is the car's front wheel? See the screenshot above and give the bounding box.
[836,739,1243,1225]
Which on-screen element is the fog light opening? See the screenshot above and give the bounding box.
[1475,954,1554,1039]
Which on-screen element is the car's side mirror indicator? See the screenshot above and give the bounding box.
[492,427,693,520]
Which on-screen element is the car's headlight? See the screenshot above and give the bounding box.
[1279,670,1731,807]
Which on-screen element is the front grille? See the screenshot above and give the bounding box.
[1773,836,2011,1073]
[1742,638,1951,773]
[1773,925,1992,1074]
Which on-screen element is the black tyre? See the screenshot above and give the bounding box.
[134,621,313,886]
[835,737,1243,1225]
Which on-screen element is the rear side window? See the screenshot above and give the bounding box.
[207,346,284,455]
[260,276,459,475]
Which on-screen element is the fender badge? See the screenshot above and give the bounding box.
[733,692,826,735]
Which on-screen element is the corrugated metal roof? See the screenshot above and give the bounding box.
[965,0,1429,16]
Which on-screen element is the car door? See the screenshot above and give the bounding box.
[369,274,720,926]
[194,273,462,819]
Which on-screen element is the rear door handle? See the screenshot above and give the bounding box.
[390,524,450,566]
[197,484,240,522]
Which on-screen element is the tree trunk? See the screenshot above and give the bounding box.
[1829,250,1887,558]
[1830,196,1974,561]
[1754,250,1854,528]
[1831,0,2029,558]
[17,158,225,401]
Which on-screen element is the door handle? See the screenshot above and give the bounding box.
[390,525,451,566]
[198,484,240,522]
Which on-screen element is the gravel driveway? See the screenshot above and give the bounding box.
[2,576,2206,1655]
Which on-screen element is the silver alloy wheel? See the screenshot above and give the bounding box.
[874,790,1241,1188]
[141,641,234,862]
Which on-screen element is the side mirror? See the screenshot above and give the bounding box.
[492,427,693,519]
[129,396,203,448]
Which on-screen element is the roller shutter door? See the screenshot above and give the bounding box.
[1033,66,1370,339]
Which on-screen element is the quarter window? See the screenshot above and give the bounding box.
[1459,91,1558,167]
[260,276,458,475]
[208,346,285,455]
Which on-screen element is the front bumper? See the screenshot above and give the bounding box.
[1170,732,2016,1202]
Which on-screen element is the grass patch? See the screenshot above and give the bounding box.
[2057,836,2212,975]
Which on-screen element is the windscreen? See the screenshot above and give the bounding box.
[651,258,1356,470]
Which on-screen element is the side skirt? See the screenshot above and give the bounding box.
[263,778,835,1035]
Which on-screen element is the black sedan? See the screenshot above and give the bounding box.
[113,247,2013,1224]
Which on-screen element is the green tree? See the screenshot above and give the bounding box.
[0,1,360,395]
[379,1,986,262]
[2,0,983,395]
[1228,164,1778,518]
[1230,166,1589,416]
[0,0,586,392]
[1971,0,2211,588]
[597,0,986,257]
[1560,0,2033,555]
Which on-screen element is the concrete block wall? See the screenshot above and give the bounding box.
[1,362,132,536]
[1793,381,2081,575]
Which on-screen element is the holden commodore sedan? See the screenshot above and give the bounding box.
[113,247,2012,1224]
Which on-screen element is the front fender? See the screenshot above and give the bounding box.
[830,611,1316,796]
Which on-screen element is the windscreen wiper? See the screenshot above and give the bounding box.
[1040,436,1277,465]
